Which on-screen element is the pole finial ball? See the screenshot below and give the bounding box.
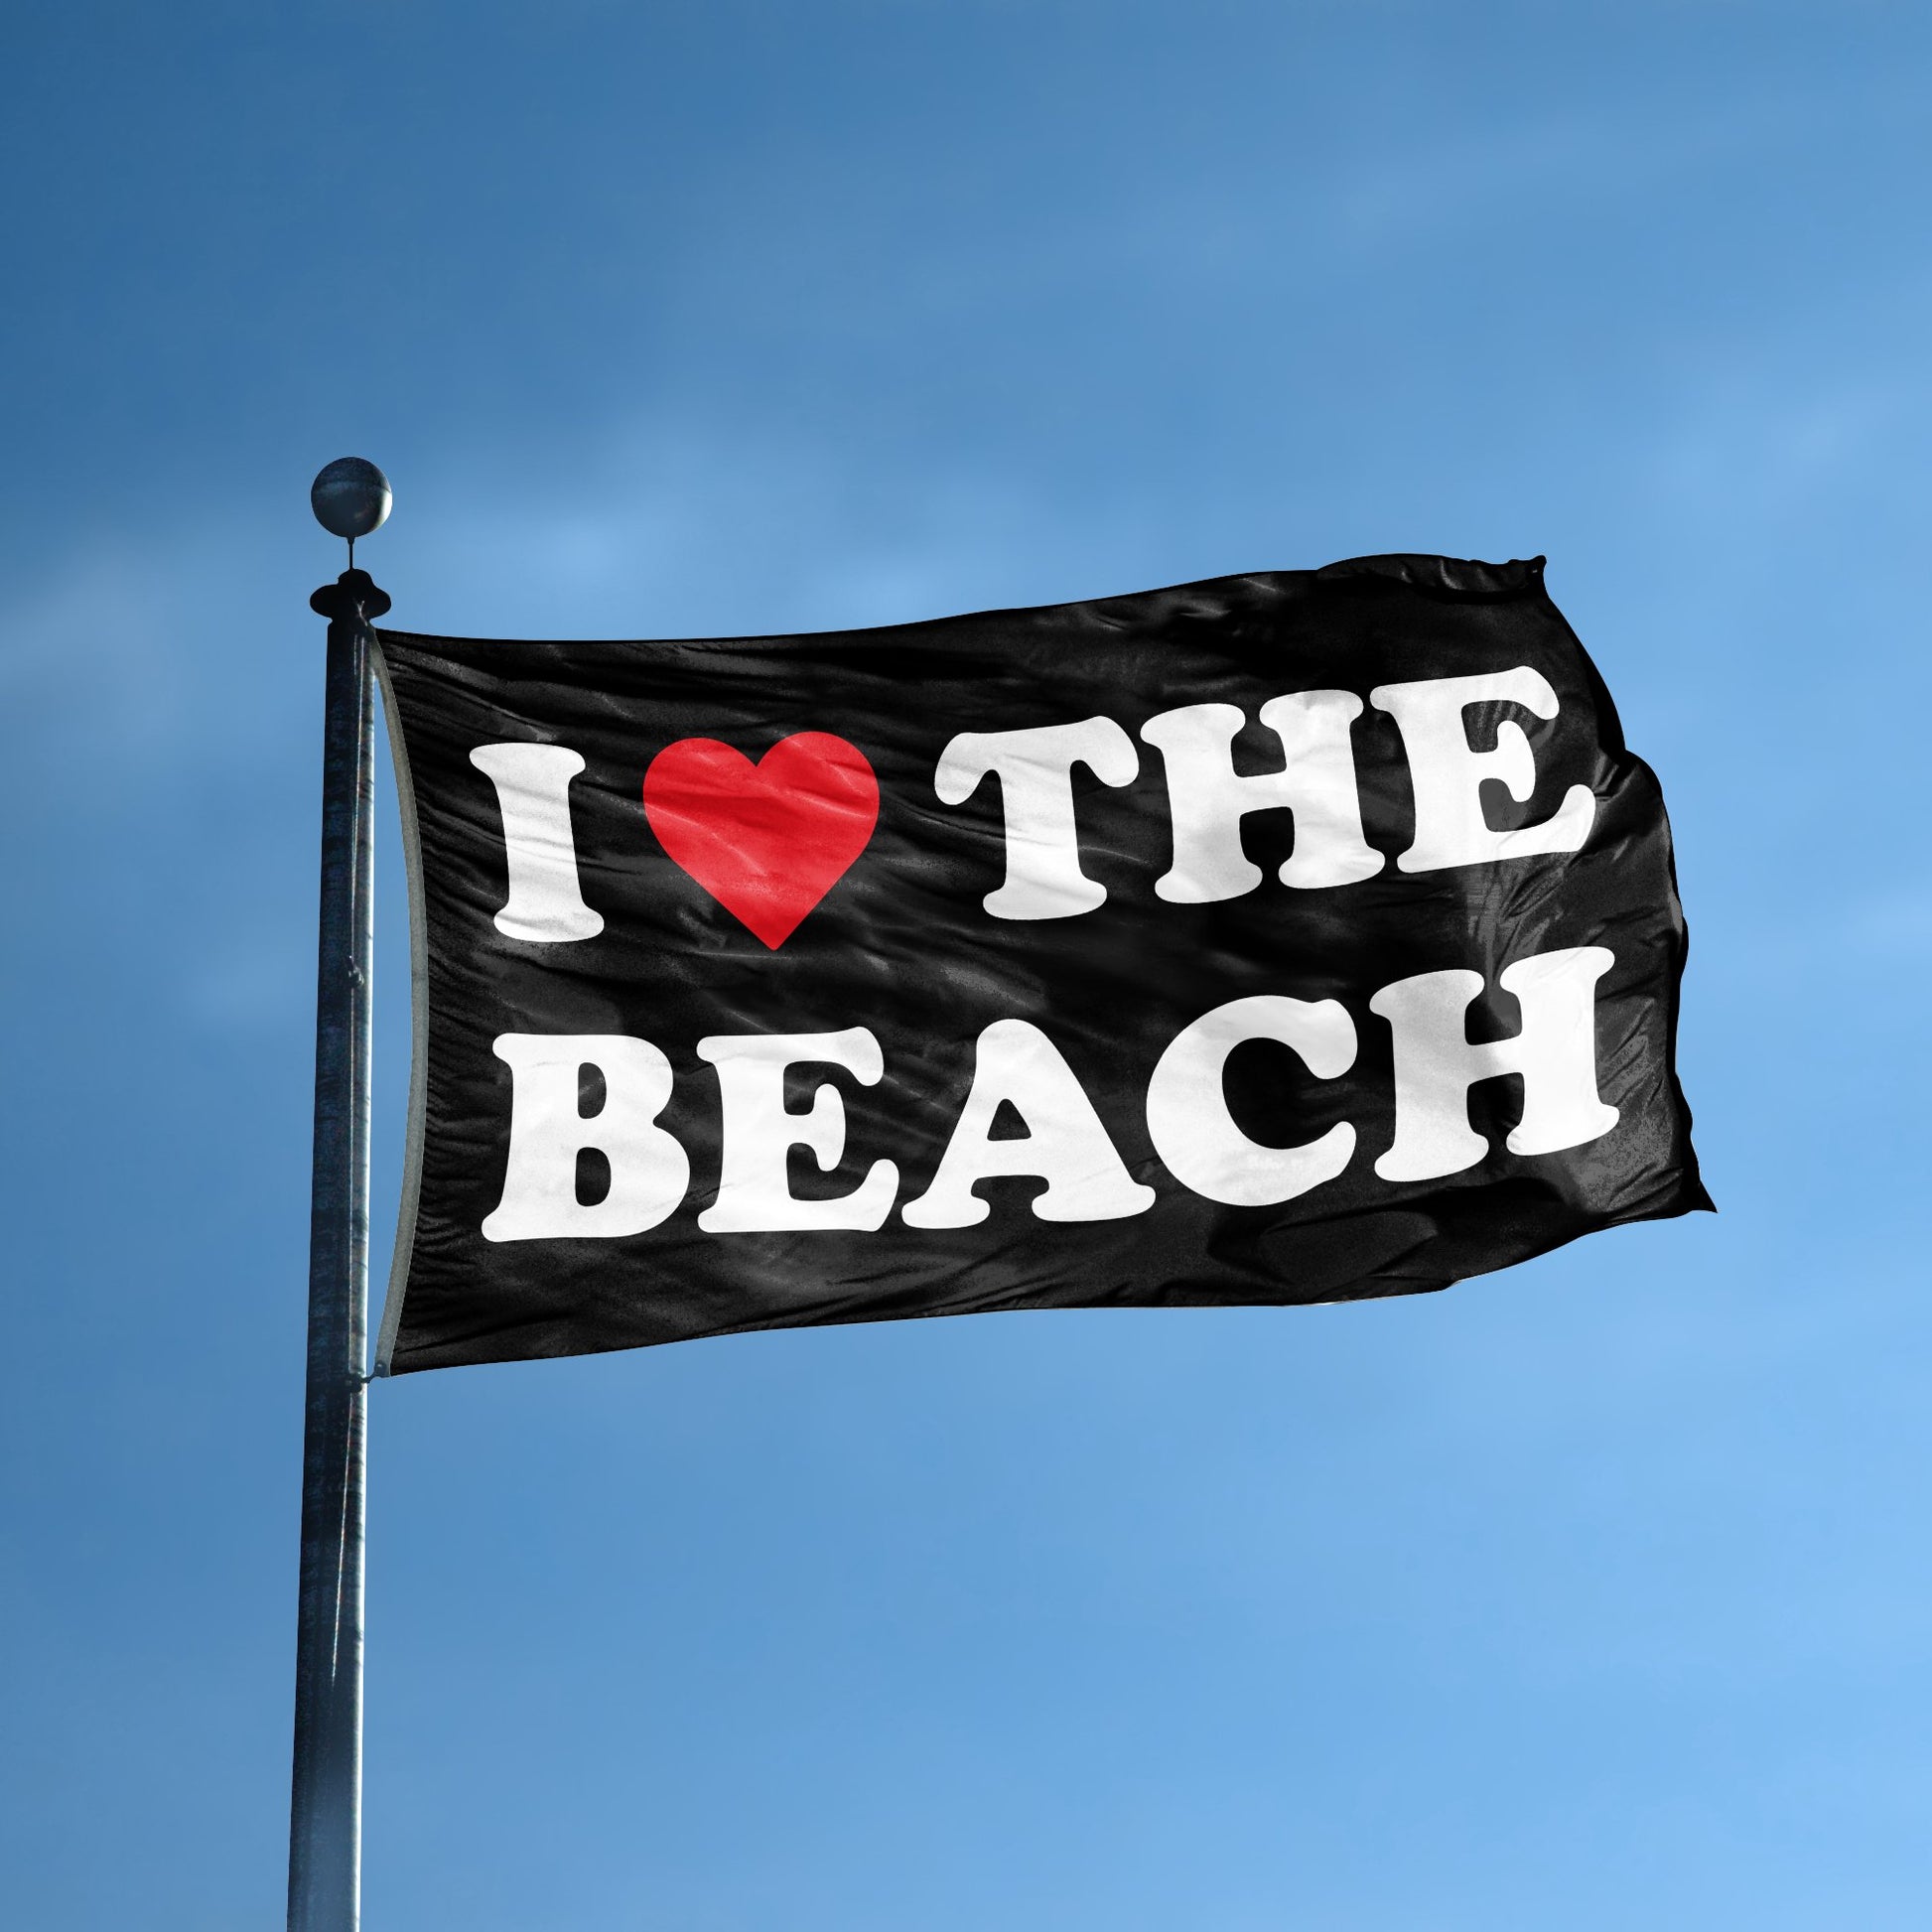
[311,458,393,541]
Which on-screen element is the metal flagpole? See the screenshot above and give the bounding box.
[290,461,392,1932]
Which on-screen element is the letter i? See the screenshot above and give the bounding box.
[470,743,605,942]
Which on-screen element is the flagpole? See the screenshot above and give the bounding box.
[290,463,392,1932]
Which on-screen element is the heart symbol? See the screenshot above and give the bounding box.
[643,733,880,948]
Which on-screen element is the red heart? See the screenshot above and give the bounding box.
[643,733,880,948]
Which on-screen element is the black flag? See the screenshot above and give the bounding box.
[371,554,1707,1374]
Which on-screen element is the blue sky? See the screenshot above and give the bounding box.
[4,3,1931,1926]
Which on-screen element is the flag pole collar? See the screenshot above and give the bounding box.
[311,569,391,623]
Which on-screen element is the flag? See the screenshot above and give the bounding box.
[371,554,1707,1374]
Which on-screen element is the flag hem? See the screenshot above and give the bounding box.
[371,635,430,1377]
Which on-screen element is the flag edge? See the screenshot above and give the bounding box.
[370,634,431,1378]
